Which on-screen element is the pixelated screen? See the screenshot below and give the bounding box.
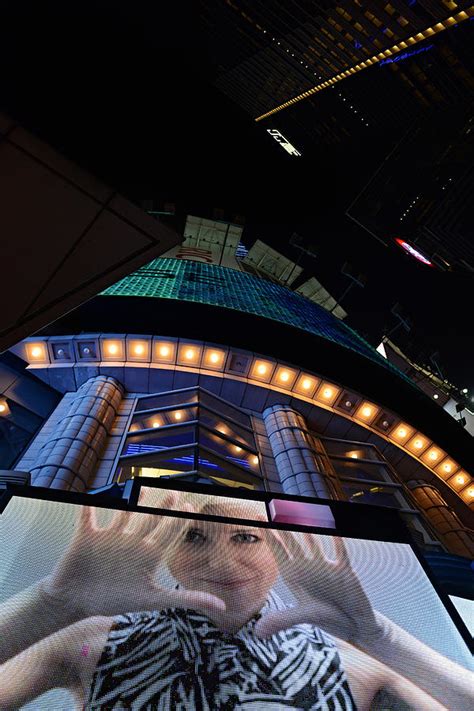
[0,492,472,711]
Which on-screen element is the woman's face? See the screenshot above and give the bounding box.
[168,518,279,612]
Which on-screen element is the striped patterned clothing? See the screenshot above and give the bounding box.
[87,591,356,710]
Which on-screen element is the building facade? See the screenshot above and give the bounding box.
[4,221,472,562]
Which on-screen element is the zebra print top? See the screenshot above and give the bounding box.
[87,590,356,710]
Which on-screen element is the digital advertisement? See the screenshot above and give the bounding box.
[0,491,472,710]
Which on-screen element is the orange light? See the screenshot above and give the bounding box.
[257,364,267,375]
[209,352,219,363]
[152,421,160,428]
[397,428,407,438]
[279,371,290,382]
[234,446,242,453]
[455,475,466,485]
[362,406,372,417]
[323,388,333,399]
[467,488,474,498]
[159,346,170,357]
[350,453,358,459]
[0,404,6,413]
[252,456,259,465]
[31,346,43,358]
[107,343,119,355]
[414,439,424,449]
[133,344,145,356]
[174,412,182,421]
[443,463,452,473]
[302,378,312,390]
[185,348,195,360]
[129,424,139,432]
[429,450,439,460]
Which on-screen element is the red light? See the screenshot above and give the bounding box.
[394,239,434,267]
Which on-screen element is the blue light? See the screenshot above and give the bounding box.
[380,44,434,67]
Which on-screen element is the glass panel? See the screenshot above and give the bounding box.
[332,460,390,482]
[322,440,381,460]
[130,406,198,431]
[116,446,196,482]
[200,391,251,428]
[122,425,196,457]
[199,428,258,468]
[136,390,198,412]
[199,410,255,449]
[342,481,407,508]
[198,446,262,489]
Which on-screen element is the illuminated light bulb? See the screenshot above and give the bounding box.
[107,343,119,355]
[345,400,352,408]
[302,378,312,390]
[413,439,424,449]
[234,446,242,453]
[252,456,259,465]
[443,464,452,473]
[467,488,474,498]
[31,346,43,358]
[455,475,465,485]
[0,404,6,413]
[209,352,219,363]
[397,428,407,438]
[362,406,373,418]
[129,424,139,432]
[185,349,195,360]
[133,344,145,356]
[433,393,439,400]
[152,421,160,429]
[350,453,358,459]
[159,345,170,357]
[323,388,333,399]
[429,451,438,461]
[279,371,290,382]
[174,412,182,421]
[257,364,267,375]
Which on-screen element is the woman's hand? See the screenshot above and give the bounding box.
[40,492,225,620]
[256,531,380,647]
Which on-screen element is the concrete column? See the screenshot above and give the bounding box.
[263,404,333,498]
[407,480,474,557]
[29,376,124,492]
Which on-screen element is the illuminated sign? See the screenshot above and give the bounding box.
[0,487,471,710]
[395,238,434,266]
[380,43,434,66]
[267,129,302,156]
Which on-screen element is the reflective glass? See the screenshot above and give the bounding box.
[200,391,251,428]
[322,440,381,461]
[122,425,196,457]
[342,481,407,508]
[136,390,198,412]
[117,446,196,482]
[197,446,263,489]
[130,406,198,431]
[332,460,390,483]
[199,409,255,449]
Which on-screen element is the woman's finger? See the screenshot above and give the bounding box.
[173,589,226,616]
[76,504,96,533]
[108,509,130,531]
[333,537,351,567]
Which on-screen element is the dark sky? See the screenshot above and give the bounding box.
[0,1,472,394]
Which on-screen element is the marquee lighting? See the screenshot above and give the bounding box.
[255,10,473,122]
[26,342,48,363]
[0,399,10,416]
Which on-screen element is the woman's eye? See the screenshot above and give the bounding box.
[184,529,206,544]
[232,533,259,544]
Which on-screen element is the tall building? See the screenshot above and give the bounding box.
[197,1,474,152]
[3,215,472,564]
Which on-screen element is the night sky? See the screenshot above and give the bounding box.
[0,1,472,394]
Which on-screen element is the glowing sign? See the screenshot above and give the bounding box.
[380,44,433,66]
[395,238,434,267]
[267,129,302,156]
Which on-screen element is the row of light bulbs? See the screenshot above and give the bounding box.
[22,337,473,501]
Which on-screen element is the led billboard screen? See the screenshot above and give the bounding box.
[0,488,472,710]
